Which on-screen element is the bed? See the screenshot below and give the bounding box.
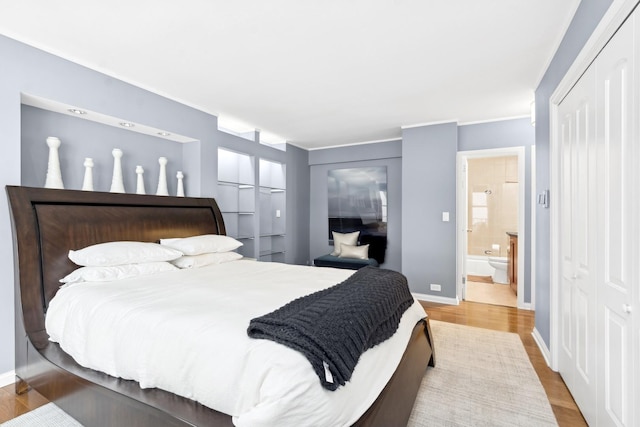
[7,186,435,426]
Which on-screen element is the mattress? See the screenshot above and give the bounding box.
[45,260,427,426]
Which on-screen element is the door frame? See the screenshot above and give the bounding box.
[456,146,526,308]
[548,0,639,372]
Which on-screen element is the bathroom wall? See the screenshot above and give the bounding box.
[467,156,518,258]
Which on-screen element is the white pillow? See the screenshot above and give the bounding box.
[69,241,183,267]
[60,262,179,284]
[339,243,369,260]
[160,234,243,255]
[171,251,243,269]
[330,231,360,256]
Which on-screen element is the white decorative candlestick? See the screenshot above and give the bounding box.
[135,166,146,195]
[82,158,94,191]
[45,136,64,189]
[176,171,185,197]
[156,157,169,196]
[110,148,125,193]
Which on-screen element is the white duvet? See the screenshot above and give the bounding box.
[46,260,427,426]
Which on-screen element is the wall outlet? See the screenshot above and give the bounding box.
[430,283,441,292]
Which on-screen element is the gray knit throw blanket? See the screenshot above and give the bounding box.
[247,266,414,391]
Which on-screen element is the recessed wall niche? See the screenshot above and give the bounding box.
[259,158,286,262]
[217,148,256,258]
[21,104,189,195]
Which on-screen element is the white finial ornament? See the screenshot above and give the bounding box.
[110,149,125,193]
[44,136,64,189]
[156,157,169,196]
[82,158,94,191]
[135,166,146,195]
[176,171,185,197]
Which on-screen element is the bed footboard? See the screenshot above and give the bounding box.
[353,318,434,427]
[15,318,433,427]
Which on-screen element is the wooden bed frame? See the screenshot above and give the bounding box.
[7,186,435,427]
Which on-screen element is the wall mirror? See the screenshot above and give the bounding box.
[327,166,387,242]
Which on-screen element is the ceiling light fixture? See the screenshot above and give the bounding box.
[68,108,86,115]
[119,122,135,128]
[157,131,171,136]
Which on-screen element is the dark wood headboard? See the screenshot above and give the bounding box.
[7,186,226,344]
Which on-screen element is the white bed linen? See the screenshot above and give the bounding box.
[46,260,427,427]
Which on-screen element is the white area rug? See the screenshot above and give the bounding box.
[2,321,556,427]
[408,320,557,426]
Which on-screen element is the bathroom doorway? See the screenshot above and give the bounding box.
[456,147,525,308]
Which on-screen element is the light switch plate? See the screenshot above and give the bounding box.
[442,212,450,222]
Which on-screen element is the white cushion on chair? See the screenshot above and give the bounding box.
[330,231,360,256]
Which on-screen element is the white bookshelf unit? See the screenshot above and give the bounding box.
[217,148,256,258]
[258,159,286,262]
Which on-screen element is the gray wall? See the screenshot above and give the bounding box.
[458,117,535,303]
[309,141,402,271]
[1,34,216,379]
[309,119,534,303]
[534,0,612,347]
[402,123,458,297]
[0,34,310,379]
[286,145,311,265]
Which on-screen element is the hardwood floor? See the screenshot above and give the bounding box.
[0,382,48,423]
[421,300,587,427]
[0,301,587,426]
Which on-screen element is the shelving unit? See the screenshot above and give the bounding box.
[217,149,255,258]
[258,159,286,262]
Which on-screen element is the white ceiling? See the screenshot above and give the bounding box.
[0,0,580,150]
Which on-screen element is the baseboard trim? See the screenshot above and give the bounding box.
[532,328,553,370]
[518,302,533,311]
[413,292,459,305]
[0,370,15,387]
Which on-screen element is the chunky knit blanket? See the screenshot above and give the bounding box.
[247,266,414,391]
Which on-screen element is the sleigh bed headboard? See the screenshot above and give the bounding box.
[6,186,226,344]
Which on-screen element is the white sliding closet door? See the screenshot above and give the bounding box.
[557,63,598,426]
[595,13,635,427]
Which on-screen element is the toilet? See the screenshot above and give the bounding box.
[488,257,509,284]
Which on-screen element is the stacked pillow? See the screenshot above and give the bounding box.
[160,234,243,269]
[330,231,359,256]
[330,231,370,260]
[61,235,243,284]
[338,243,370,260]
[61,241,182,284]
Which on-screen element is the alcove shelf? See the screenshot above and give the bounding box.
[217,149,256,258]
[258,159,286,262]
[217,150,287,262]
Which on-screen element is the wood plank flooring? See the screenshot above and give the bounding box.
[0,381,48,423]
[1,301,586,426]
[420,300,587,427]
